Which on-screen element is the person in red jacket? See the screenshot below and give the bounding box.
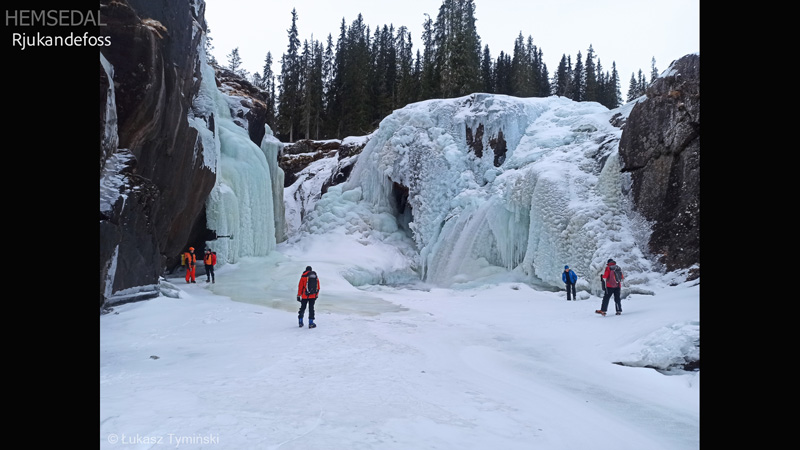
[184,247,197,283]
[596,258,624,316]
[297,266,320,328]
[204,248,217,283]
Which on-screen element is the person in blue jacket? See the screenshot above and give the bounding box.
[562,265,578,300]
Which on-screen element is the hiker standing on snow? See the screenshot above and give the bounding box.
[204,248,217,283]
[562,265,578,300]
[184,247,197,284]
[596,259,624,316]
[297,266,320,328]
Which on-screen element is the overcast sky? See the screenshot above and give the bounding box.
[204,0,699,89]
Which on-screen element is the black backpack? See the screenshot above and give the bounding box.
[305,271,319,295]
[613,265,623,283]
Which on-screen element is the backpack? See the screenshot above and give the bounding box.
[613,265,623,284]
[305,271,319,295]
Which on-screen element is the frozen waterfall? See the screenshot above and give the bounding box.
[190,41,284,266]
[301,94,654,291]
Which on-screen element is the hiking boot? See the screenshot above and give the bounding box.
[299,320,303,327]
[616,311,621,315]
[595,310,606,316]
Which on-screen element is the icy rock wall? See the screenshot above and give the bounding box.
[307,94,654,290]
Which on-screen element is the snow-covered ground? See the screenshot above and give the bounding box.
[100,234,699,450]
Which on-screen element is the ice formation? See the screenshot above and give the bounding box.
[299,94,654,291]
[192,37,285,265]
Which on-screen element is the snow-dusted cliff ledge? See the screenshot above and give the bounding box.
[300,94,654,292]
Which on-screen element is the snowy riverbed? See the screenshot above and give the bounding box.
[100,239,699,450]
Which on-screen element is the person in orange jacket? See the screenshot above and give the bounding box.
[204,248,217,283]
[184,247,197,283]
[297,266,320,328]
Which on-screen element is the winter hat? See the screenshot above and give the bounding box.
[306,266,313,271]
[607,258,615,264]
[564,265,569,269]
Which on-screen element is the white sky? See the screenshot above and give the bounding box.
[205,0,699,86]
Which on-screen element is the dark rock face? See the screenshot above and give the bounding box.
[618,54,700,274]
[215,67,271,146]
[280,139,367,190]
[465,124,485,157]
[280,140,333,187]
[99,0,215,306]
[465,124,507,167]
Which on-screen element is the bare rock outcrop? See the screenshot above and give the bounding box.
[619,54,700,275]
[99,0,215,307]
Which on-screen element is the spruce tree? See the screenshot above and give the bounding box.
[340,14,371,136]
[262,52,273,89]
[583,45,597,102]
[420,13,439,99]
[432,1,450,97]
[368,25,396,126]
[251,72,262,89]
[650,57,659,83]
[527,36,540,97]
[481,45,493,93]
[571,51,584,101]
[277,9,302,141]
[325,19,347,138]
[227,47,243,74]
[458,0,482,96]
[381,25,397,115]
[595,58,605,105]
[608,62,621,108]
[262,52,276,127]
[494,51,512,95]
[298,38,324,140]
[510,33,532,97]
[300,39,312,140]
[626,73,638,102]
[552,55,569,97]
[564,55,574,99]
[204,26,218,66]
[637,69,647,96]
[538,48,550,97]
[433,0,481,98]
[311,39,325,139]
[321,34,334,137]
[413,49,423,102]
[396,26,416,108]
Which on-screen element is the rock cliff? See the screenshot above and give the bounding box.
[100,0,215,307]
[619,54,700,276]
